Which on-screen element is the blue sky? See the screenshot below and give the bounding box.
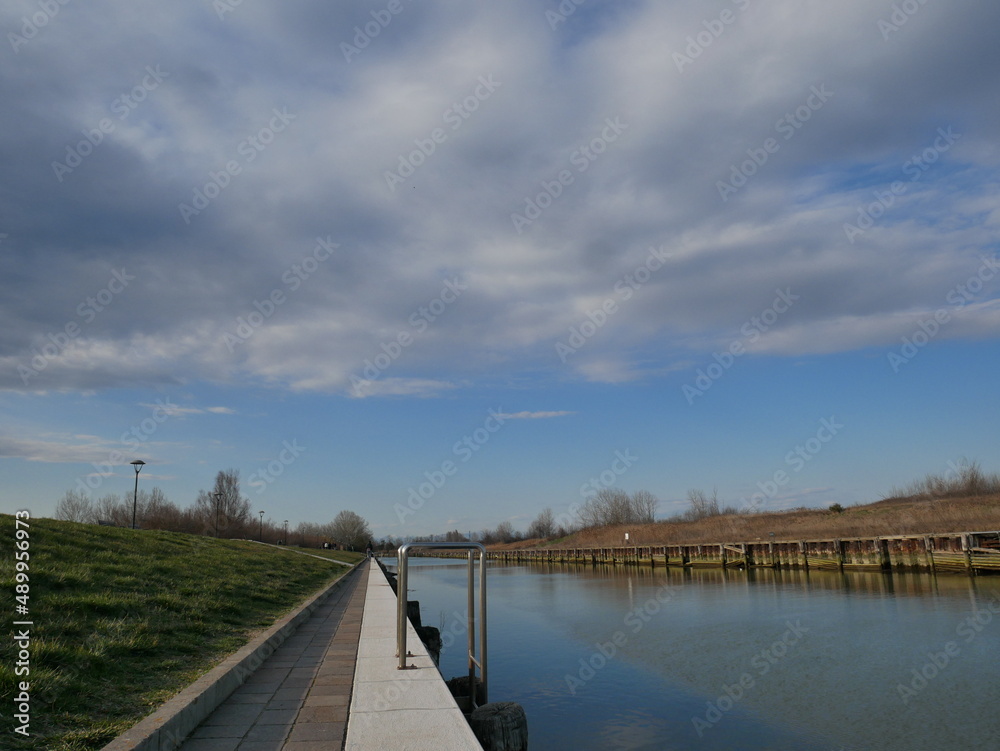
[2,0,999,537]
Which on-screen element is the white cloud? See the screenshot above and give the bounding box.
[0,434,141,464]
[0,0,998,398]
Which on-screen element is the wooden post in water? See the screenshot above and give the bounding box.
[962,534,973,575]
[469,702,528,751]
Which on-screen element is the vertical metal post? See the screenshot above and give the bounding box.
[395,541,487,706]
[479,544,488,704]
[397,546,410,668]
[132,471,140,530]
[467,549,475,693]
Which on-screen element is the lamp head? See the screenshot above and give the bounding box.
[130,459,146,474]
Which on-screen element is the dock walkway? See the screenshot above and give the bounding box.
[178,563,365,750]
[175,560,481,751]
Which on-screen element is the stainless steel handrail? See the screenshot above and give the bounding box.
[396,542,487,707]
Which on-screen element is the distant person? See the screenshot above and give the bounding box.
[366,540,374,558]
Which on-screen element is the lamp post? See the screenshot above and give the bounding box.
[214,493,223,537]
[130,460,145,529]
[259,510,264,542]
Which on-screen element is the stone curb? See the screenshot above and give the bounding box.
[101,560,363,751]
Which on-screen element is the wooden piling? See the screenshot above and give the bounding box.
[482,530,998,578]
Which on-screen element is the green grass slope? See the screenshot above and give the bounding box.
[0,514,361,750]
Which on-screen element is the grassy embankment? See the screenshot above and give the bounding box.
[0,515,362,751]
[499,488,1000,551]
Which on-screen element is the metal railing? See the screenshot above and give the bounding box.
[396,542,487,707]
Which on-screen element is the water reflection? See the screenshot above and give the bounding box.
[388,558,1000,751]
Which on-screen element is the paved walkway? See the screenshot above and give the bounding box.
[178,564,366,751]
[345,560,483,749]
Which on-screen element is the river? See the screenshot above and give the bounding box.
[385,558,1000,750]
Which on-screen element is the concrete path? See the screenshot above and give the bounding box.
[345,561,483,750]
[177,563,366,751]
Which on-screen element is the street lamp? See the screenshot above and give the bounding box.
[214,493,223,537]
[130,460,145,530]
[259,510,264,542]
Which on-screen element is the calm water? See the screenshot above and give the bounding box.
[385,558,1000,751]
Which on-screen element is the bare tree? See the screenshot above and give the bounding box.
[214,469,251,538]
[479,527,498,544]
[580,489,628,527]
[55,490,93,522]
[494,520,516,543]
[192,489,217,534]
[328,510,372,550]
[93,493,130,526]
[685,488,720,520]
[632,490,659,524]
[192,470,251,537]
[580,489,660,527]
[141,487,183,530]
[526,507,555,539]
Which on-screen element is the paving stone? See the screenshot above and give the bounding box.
[235,742,285,751]
[256,709,299,726]
[243,723,291,742]
[285,721,345,742]
[175,564,365,751]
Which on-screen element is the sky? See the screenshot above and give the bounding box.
[1,0,999,538]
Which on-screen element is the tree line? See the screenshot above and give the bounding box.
[53,468,373,549]
[406,488,663,546]
[411,486,765,545]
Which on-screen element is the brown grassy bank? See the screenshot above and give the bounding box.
[494,493,1000,550]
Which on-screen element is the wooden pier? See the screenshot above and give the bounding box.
[476,530,1000,576]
